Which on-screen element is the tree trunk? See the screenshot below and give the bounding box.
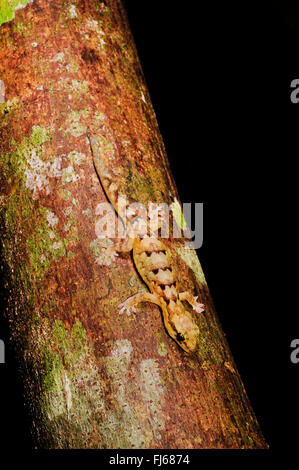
[0,0,267,449]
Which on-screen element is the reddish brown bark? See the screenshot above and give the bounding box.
[0,0,267,448]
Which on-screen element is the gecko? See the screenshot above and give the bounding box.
[88,131,205,354]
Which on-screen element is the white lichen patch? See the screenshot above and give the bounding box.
[38,318,166,448]
[68,4,77,19]
[59,204,79,242]
[28,208,69,274]
[85,19,99,31]
[98,33,106,49]
[49,157,63,178]
[62,166,80,184]
[102,340,146,448]
[25,149,51,198]
[64,372,73,413]
[25,154,70,196]
[72,79,88,93]
[139,359,165,440]
[64,110,88,138]
[58,78,88,95]
[23,131,65,200]
[0,80,4,103]
[41,329,140,447]
[46,209,59,227]
[83,19,106,51]
[110,339,133,360]
[46,368,70,420]
[68,150,86,166]
[38,321,107,431]
[64,222,71,232]
[51,52,65,63]
[63,206,73,217]
[51,241,62,250]
[101,345,166,447]
[82,208,92,219]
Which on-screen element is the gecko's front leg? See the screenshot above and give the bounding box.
[179,291,205,313]
[118,292,162,316]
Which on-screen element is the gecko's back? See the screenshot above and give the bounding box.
[133,237,178,304]
[132,237,200,353]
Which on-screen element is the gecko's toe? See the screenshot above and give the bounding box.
[118,302,136,316]
[193,303,205,314]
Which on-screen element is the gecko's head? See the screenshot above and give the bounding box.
[168,302,199,354]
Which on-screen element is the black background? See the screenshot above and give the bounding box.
[0,0,298,459]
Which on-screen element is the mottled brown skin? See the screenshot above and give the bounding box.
[121,236,204,354]
[89,130,204,354]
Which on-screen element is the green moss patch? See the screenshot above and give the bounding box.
[0,0,33,26]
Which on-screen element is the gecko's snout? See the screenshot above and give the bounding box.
[171,309,199,354]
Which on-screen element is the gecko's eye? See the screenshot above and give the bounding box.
[176,333,185,343]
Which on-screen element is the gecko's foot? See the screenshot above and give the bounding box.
[193,296,205,314]
[118,300,137,316]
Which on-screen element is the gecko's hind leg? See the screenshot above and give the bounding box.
[179,291,205,313]
[118,292,161,316]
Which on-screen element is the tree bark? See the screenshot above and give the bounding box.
[0,0,267,449]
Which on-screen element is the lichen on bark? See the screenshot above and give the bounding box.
[0,0,33,26]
